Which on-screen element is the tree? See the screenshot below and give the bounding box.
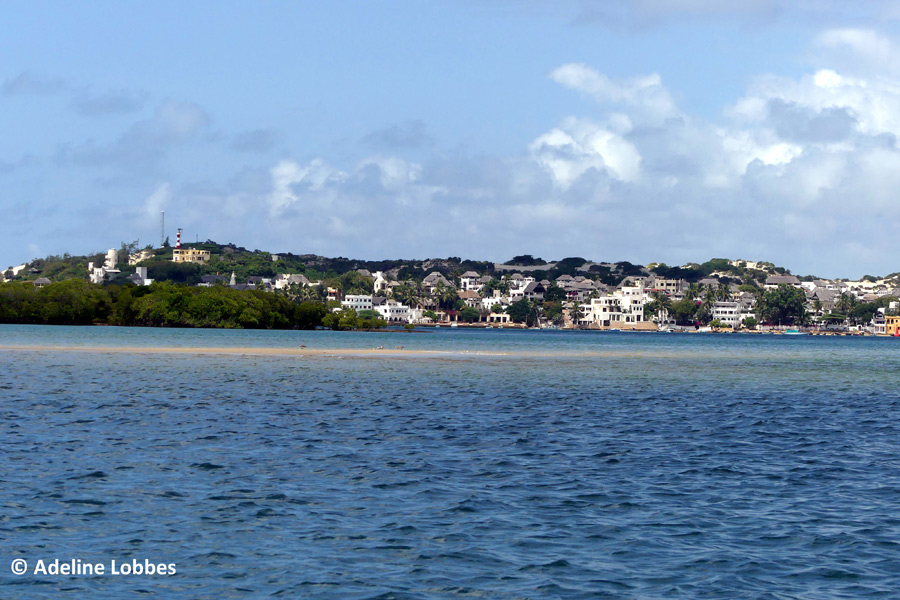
[848,296,898,325]
[506,298,539,326]
[296,302,327,329]
[811,298,823,316]
[118,240,141,264]
[756,285,807,325]
[434,281,458,310]
[459,307,480,322]
[322,308,360,330]
[570,302,586,324]
[506,255,546,266]
[686,282,702,301]
[356,309,387,329]
[643,291,672,321]
[394,279,425,308]
[542,302,564,325]
[670,298,700,325]
[543,284,567,303]
[716,282,732,301]
[836,293,857,315]
[742,316,758,330]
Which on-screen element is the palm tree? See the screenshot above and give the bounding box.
[651,290,672,322]
[686,282,702,301]
[434,281,458,310]
[394,279,424,309]
[836,293,856,315]
[570,302,586,326]
[716,282,731,302]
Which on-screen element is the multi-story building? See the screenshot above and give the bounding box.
[341,295,373,312]
[172,248,211,263]
[578,283,647,327]
[711,301,742,328]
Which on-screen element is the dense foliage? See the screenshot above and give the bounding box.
[0,281,326,329]
[755,285,808,325]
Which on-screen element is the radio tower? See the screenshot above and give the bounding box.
[160,211,165,247]
[176,228,183,249]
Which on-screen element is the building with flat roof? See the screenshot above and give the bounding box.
[172,248,211,263]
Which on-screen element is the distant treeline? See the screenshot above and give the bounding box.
[0,280,326,329]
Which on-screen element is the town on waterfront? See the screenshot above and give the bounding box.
[2,238,899,336]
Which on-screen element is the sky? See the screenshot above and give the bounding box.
[3,0,900,278]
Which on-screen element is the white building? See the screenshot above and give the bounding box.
[459,271,482,292]
[578,284,647,327]
[711,301,742,328]
[273,274,312,290]
[124,266,153,286]
[128,249,154,265]
[373,299,411,323]
[341,295,373,312]
[373,271,390,293]
[88,248,121,284]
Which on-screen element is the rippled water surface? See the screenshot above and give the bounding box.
[3,325,900,599]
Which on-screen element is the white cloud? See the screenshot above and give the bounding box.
[144,182,171,218]
[549,64,679,125]
[229,43,900,276]
[267,158,347,214]
[26,26,900,278]
[815,28,896,72]
[530,118,641,187]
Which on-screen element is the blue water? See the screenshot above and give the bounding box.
[3,325,900,598]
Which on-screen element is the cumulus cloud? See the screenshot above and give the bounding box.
[549,64,679,125]
[267,159,347,214]
[530,117,641,187]
[241,38,900,274]
[19,23,900,277]
[172,41,895,276]
[814,28,896,73]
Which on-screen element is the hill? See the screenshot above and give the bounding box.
[2,240,829,289]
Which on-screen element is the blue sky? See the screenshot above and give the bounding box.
[3,0,900,278]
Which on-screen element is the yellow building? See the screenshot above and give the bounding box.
[886,315,900,336]
[172,248,211,263]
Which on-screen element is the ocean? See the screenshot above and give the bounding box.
[3,325,900,599]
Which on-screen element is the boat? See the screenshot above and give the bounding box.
[784,329,807,335]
